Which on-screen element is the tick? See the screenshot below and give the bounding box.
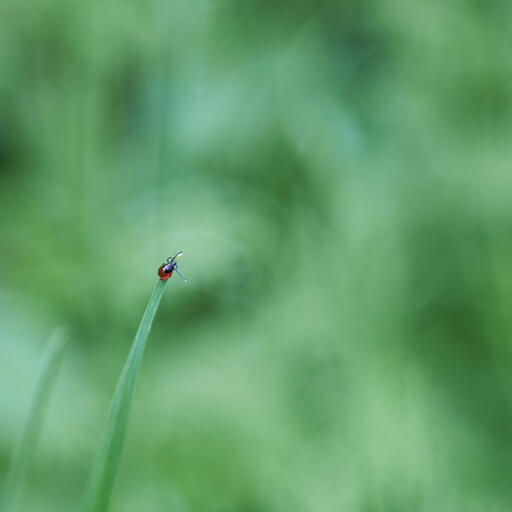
[158,251,187,281]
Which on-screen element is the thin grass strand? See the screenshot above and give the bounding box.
[0,327,69,512]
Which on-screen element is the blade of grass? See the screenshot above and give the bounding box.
[80,277,169,512]
[0,327,69,512]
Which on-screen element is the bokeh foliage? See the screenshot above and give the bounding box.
[1,0,512,510]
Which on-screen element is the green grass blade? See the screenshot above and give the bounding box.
[80,278,169,512]
[0,327,69,512]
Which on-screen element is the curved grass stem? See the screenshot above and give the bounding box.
[80,278,168,512]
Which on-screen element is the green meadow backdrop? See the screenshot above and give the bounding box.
[1,0,512,510]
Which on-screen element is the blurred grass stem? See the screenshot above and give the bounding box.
[0,327,68,512]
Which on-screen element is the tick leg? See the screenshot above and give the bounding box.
[173,268,187,282]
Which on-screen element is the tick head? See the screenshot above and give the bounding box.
[162,262,175,273]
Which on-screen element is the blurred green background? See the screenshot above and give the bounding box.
[2,0,512,510]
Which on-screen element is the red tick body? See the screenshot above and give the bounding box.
[158,264,173,279]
